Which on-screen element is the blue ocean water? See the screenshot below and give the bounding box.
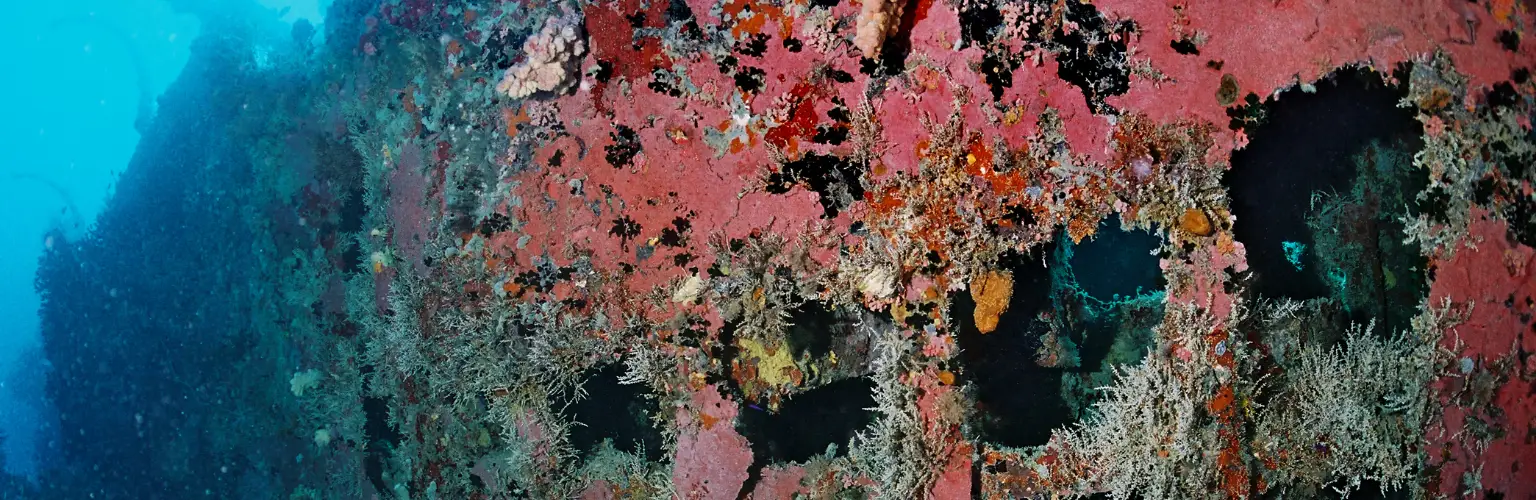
[0,0,324,493]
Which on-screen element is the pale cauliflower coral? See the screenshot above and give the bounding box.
[496,9,587,99]
[854,0,906,58]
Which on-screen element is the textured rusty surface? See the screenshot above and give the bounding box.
[332,0,1534,497]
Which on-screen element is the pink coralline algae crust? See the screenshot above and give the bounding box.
[492,0,1531,332]
[473,0,1532,491]
[584,0,671,85]
[387,140,432,278]
[673,385,754,499]
[1162,236,1246,324]
[930,446,975,499]
[354,0,1532,496]
[915,372,973,497]
[1425,211,1536,498]
[1098,0,1529,163]
[750,465,810,498]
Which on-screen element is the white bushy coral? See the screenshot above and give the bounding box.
[1280,320,1431,491]
[1050,298,1462,499]
[496,9,587,99]
[1253,299,1462,495]
[850,312,942,498]
[1053,333,1212,499]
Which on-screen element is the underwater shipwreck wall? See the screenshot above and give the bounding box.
[27,8,374,499]
[23,0,1535,498]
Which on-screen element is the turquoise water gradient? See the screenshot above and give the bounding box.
[0,0,324,478]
